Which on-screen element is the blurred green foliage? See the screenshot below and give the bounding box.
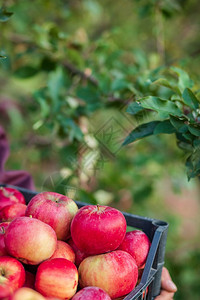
[1,0,200,299]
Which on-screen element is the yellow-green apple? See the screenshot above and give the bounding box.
[0,256,25,299]
[117,230,151,268]
[0,203,27,222]
[9,287,46,300]
[0,187,25,210]
[78,250,138,299]
[70,205,126,255]
[35,258,78,299]
[25,192,78,240]
[4,216,57,265]
[0,222,10,256]
[23,271,35,289]
[49,240,75,263]
[71,287,111,300]
[68,238,88,267]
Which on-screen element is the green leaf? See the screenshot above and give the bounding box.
[140,96,182,118]
[182,132,195,142]
[193,139,200,147]
[76,85,102,112]
[0,7,13,22]
[13,66,38,78]
[186,147,200,180]
[126,102,144,115]
[58,118,83,142]
[154,119,176,134]
[33,89,50,119]
[123,121,160,146]
[188,125,200,137]
[171,67,193,92]
[47,67,65,102]
[169,116,188,133]
[152,78,181,95]
[182,88,199,110]
[178,141,193,152]
[111,79,131,91]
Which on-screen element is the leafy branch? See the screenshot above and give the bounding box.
[123,67,200,180]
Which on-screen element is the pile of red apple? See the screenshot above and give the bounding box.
[0,186,151,300]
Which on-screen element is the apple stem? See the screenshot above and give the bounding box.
[97,204,100,211]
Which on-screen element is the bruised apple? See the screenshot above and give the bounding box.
[35,258,78,299]
[78,250,138,299]
[72,287,111,300]
[71,205,126,255]
[117,230,151,268]
[4,216,57,265]
[25,192,78,240]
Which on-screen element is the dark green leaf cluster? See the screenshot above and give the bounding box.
[124,67,200,179]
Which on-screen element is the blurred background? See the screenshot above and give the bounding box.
[0,0,200,299]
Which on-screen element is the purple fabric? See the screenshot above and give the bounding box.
[0,126,35,190]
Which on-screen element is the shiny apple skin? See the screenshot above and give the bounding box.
[0,203,27,222]
[35,258,78,299]
[71,205,126,255]
[4,216,57,265]
[49,240,75,263]
[78,250,138,299]
[0,256,25,299]
[25,192,78,240]
[117,230,151,268]
[72,286,111,300]
[0,222,10,256]
[9,287,46,300]
[0,187,25,210]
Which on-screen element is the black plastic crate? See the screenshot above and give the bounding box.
[0,184,168,300]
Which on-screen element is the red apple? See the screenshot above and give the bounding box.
[117,230,151,268]
[0,187,25,210]
[78,250,138,299]
[5,216,57,265]
[49,240,75,263]
[0,203,27,222]
[25,192,78,240]
[0,222,10,256]
[71,287,111,300]
[23,271,35,289]
[0,256,25,298]
[9,287,46,300]
[68,238,88,267]
[35,258,78,299]
[70,205,126,255]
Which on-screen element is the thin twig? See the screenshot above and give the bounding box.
[62,61,98,86]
